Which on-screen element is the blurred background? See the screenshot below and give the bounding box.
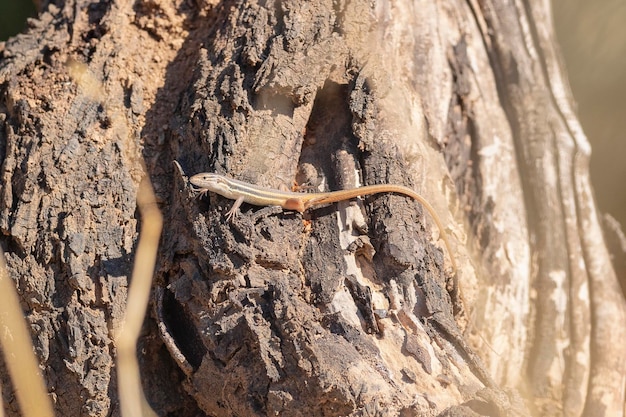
[552,0,626,230]
[1,0,625,229]
[0,0,35,42]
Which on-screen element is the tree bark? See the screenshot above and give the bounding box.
[1,0,624,416]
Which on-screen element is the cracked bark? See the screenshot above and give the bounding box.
[0,0,624,416]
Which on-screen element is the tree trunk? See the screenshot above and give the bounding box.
[1,0,624,416]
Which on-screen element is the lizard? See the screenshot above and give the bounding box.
[186,170,457,273]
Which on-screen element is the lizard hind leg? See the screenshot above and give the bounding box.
[283,198,306,213]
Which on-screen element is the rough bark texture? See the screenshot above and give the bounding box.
[1,0,625,416]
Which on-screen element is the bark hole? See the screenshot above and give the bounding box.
[297,79,360,192]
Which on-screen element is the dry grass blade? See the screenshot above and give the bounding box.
[0,380,4,417]
[116,176,162,417]
[0,248,54,417]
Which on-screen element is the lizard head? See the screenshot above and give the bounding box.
[189,173,236,199]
